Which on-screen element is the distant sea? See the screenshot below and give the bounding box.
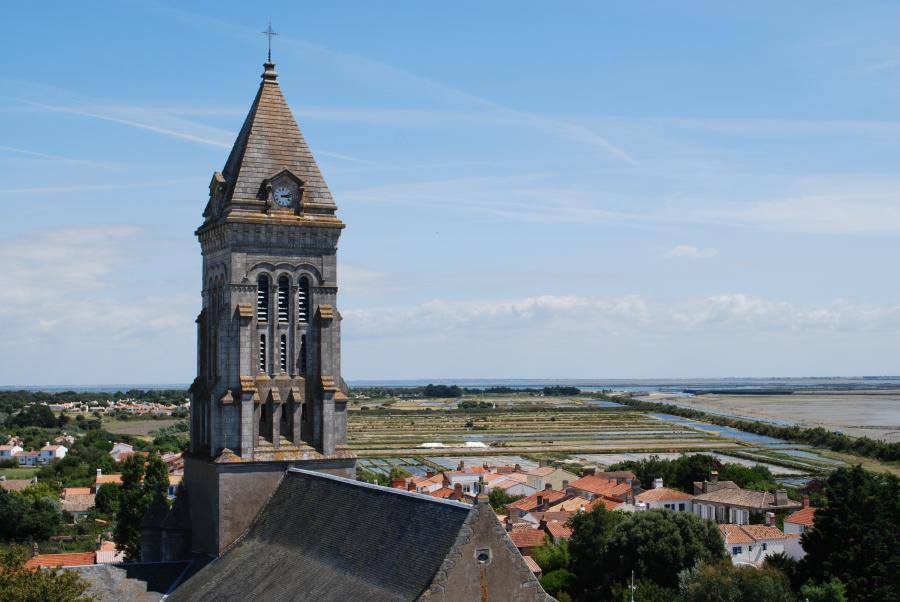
[5,376,898,394]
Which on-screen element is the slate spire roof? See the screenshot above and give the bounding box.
[203,61,339,224]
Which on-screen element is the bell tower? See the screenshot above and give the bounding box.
[185,58,356,556]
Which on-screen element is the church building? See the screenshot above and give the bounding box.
[183,55,356,556]
[134,51,551,601]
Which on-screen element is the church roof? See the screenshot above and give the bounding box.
[204,61,339,225]
[168,468,474,601]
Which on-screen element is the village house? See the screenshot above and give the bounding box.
[61,487,96,522]
[719,524,798,566]
[784,497,816,535]
[109,442,135,462]
[0,443,23,460]
[507,486,571,519]
[525,466,577,491]
[566,471,635,504]
[635,478,694,513]
[692,471,801,524]
[38,442,68,464]
[16,450,40,466]
[508,527,550,557]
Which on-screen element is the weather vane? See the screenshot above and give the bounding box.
[262,19,278,62]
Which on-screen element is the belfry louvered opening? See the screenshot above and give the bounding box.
[299,334,307,374]
[297,276,310,323]
[257,275,269,322]
[259,334,267,372]
[279,334,287,372]
[277,276,289,322]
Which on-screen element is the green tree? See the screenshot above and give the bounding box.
[800,578,847,602]
[611,579,677,602]
[532,539,570,574]
[487,488,523,511]
[539,569,576,598]
[0,488,62,542]
[604,510,726,590]
[113,454,169,561]
[799,466,900,602]
[679,562,794,602]
[94,484,121,515]
[567,504,628,597]
[0,545,95,602]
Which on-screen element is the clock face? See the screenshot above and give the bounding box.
[273,185,293,207]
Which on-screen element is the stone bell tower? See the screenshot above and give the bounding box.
[184,58,356,556]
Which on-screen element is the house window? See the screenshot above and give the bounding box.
[679,503,685,511]
[279,335,287,372]
[257,276,269,322]
[259,335,266,372]
[297,277,310,323]
[277,276,289,322]
[748,545,753,552]
[299,334,307,374]
[732,546,742,556]
[762,543,768,551]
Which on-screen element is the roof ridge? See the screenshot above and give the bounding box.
[287,468,472,509]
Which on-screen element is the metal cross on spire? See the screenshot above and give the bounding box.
[262,19,278,62]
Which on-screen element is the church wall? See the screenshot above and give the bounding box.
[421,502,552,601]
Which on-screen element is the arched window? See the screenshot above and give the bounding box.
[297,276,310,323]
[259,334,267,372]
[279,334,287,372]
[277,276,289,322]
[299,334,307,374]
[257,275,270,322]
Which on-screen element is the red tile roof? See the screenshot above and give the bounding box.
[570,475,631,500]
[428,487,456,499]
[25,552,95,569]
[507,489,568,512]
[719,524,787,545]
[527,466,556,477]
[785,506,816,527]
[588,497,622,511]
[544,521,573,540]
[635,487,694,503]
[509,528,548,549]
[522,555,542,574]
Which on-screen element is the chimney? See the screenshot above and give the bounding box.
[453,483,463,500]
[457,461,465,471]
[653,477,664,489]
[426,470,434,479]
[562,480,569,490]
[774,489,788,506]
[582,465,596,476]
[542,496,550,511]
[32,542,39,558]
[514,463,521,473]
[544,483,552,491]
[539,518,548,531]
[710,471,718,484]
[625,491,634,505]
[391,477,406,489]
[766,512,776,527]
[538,459,547,468]
[483,462,489,471]
[407,481,415,492]
[97,468,102,478]
[802,495,810,508]
[537,495,544,508]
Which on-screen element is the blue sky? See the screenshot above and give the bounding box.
[1,1,899,384]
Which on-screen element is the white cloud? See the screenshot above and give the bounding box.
[343,293,900,340]
[665,244,719,259]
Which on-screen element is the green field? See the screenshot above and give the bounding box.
[102,418,182,438]
[0,467,38,479]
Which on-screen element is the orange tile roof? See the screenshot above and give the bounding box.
[635,487,694,503]
[588,497,622,511]
[785,507,816,527]
[544,521,573,540]
[509,528,548,549]
[63,487,92,498]
[719,524,787,545]
[25,552,95,568]
[548,496,591,512]
[428,487,455,499]
[507,489,568,512]
[522,555,542,574]
[95,474,123,485]
[570,475,631,499]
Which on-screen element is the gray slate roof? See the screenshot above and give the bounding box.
[169,468,474,601]
[220,62,335,210]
